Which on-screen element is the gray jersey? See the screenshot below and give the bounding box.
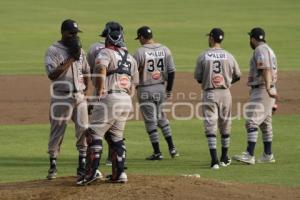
[248,43,278,86]
[133,43,175,86]
[45,41,90,92]
[87,42,105,87]
[87,42,105,73]
[95,48,139,93]
[194,48,241,90]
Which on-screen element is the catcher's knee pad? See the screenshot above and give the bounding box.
[111,140,126,180]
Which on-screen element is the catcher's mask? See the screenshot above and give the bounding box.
[106,29,125,47]
[100,21,123,37]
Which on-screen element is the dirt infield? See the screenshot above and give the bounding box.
[0,72,300,199]
[0,71,299,124]
[1,175,300,200]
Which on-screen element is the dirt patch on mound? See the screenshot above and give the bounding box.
[0,71,299,124]
[0,175,299,200]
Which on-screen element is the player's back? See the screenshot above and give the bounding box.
[97,47,138,94]
[134,43,175,86]
[196,48,240,90]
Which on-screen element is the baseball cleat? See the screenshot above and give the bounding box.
[96,170,103,179]
[46,167,57,180]
[83,171,99,185]
[211,164,220,170]
[232,151,255,165]
[220,157,232,167]
[146,153,163,160]
[169,148,180,158]
[256,153,276,163]
[106,172,128,183]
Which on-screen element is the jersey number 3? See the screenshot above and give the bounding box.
[212,60,222,73]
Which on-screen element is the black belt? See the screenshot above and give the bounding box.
[204,87,227,91]
[251,85,274,89]
[107,90,127,94]
[138,82,164,88]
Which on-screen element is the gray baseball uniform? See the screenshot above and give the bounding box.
[89,47,139,142]
[194,47,241,163]
[133,43,177,157]
[245,42,277,145]
[45,41,90,158]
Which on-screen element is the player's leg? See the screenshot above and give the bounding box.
[257,97,276,163]
[72,95,89,181]
[104,131,113,166]
[202,95,219,169]
[106,97,131,183]
[218,91,232,167]
[138,89,162,160]
[78,99,111,185]
[233,89,264,164]
[47,98,73,179]
[158,112,179,158]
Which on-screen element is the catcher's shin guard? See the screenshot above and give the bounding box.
[110,140,126,182]
[83,138,102,185]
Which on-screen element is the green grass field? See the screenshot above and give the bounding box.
[0,0,299,74]
[1,116,299,187]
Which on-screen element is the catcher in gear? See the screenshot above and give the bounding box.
[44,19,90,180]
[87,21,125,167]
[78,22,139,186]
[233,27,278,164]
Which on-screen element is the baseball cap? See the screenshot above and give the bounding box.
[61,19,82,33]
[135,26,153,40]
[100,21,123,37]
[206,28,224,42]
[248,27,265,42]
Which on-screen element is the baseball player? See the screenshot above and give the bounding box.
[77,22,139,185]
[44,19,90,180]
[233,27,278,164]
[87,21,124,166]
[133,26,179,160]
[194,28,241,169]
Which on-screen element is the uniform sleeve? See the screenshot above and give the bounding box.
[165,47,175,73]
[95,49,110,70]
[194,54,204,83]
[133,48,144,70]
[131,58,139,86]
[86,45,94,69]
[230,54,241,78]
[44,46,59,76]
[81,50,91,75]
[255,47,271,70]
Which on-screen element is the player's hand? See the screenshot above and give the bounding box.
[267,88,278,99]
[68,36,82,61]
[272,103,278,115]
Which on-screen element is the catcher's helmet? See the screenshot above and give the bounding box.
[106,29,125,47]
[100,21,123,37]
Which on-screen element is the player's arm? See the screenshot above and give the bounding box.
[231,56,241,84]
[165,48,176,97]
[194,55,204,84]
[256,49,277,98]
[262,68,277,98]
[94,65,106,98]
[48,58,75,81]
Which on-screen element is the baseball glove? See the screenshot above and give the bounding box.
[68,36,82,60]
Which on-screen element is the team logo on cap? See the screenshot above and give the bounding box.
[259,35,263,39]
[73,23,78,28]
